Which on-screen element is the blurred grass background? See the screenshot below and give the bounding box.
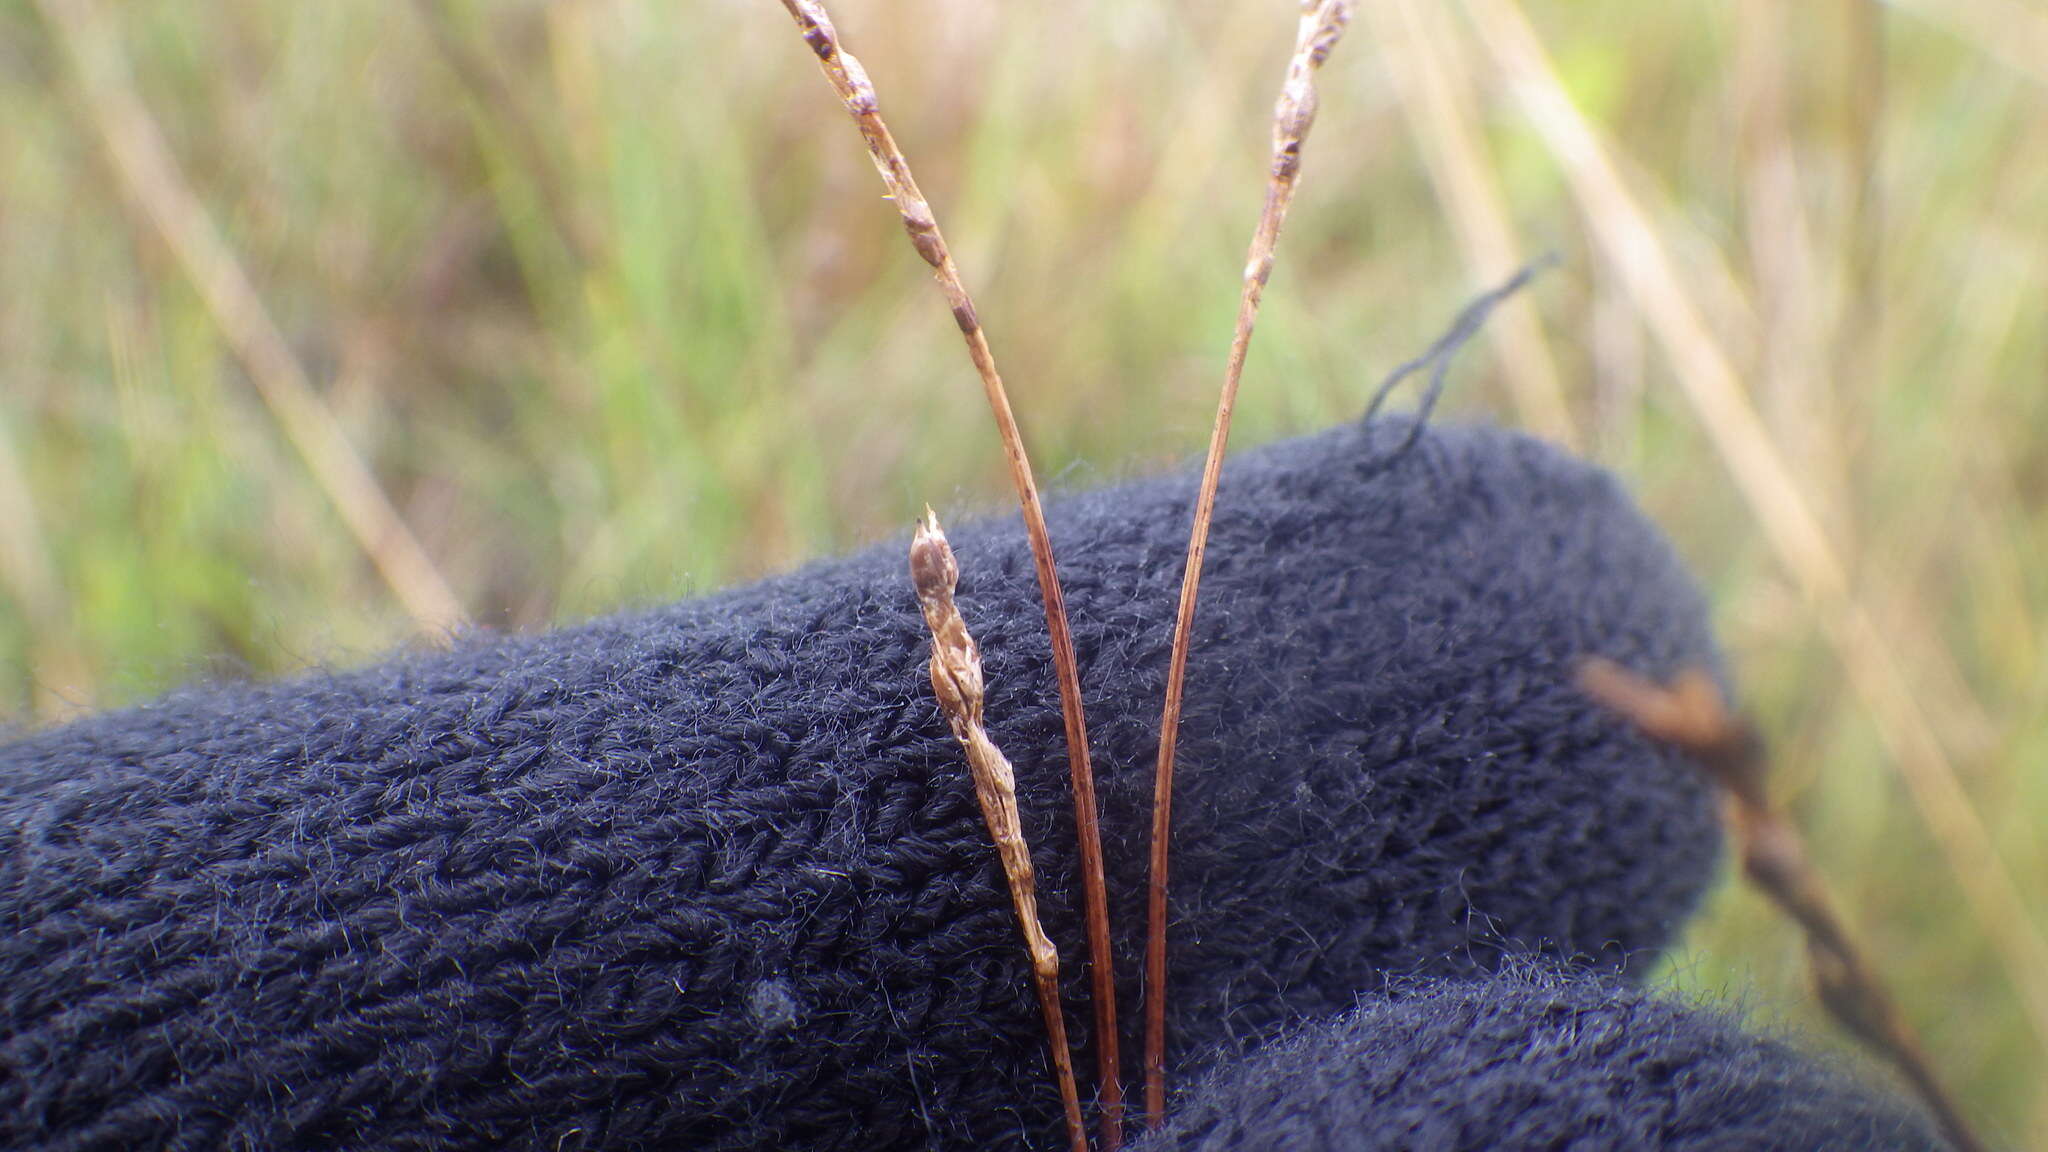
[3,0,2044,1141]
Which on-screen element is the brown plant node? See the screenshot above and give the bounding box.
[1577,657,1985,1152]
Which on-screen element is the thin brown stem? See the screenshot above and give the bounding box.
[913,512,1087,1152]
[1145,0,1353,1130]
[775,4,1118,1144]
[1578,658,1985,1152]
[35,0,469,640]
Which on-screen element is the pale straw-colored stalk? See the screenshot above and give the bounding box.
[911,512,1087,1152]
[1733,0,1832,518]
[1463,0,2048,1062]
[1145,0,1353,1130]
[776,3,1119,1144]
[1829,0,1882,549]
[34,0,468,639]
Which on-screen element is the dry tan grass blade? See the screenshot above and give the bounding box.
[1145,0,1353,1130]
[911,512,1088,1152]
[776,3,1120,1144]
[1462,0,2048,1063]
[34,0,469,640]
[1579,658,1986,1152]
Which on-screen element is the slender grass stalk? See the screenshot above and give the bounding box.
[1830,0,1882,544]
[34,0,469,640]
[1463,0,2048,1062]
[1145,0,1353,1130]
[912,511,1088,1152]
[774,4,1120,1144]
[1579,658,1986,1152]
[1733,0,1829,508]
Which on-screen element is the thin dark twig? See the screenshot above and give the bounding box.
[1578,658,1986,1152]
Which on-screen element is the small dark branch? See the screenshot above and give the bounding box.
[1578,658,1985,1152]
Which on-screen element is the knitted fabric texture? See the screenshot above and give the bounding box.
[1128,967,1951,1151]
[2,418,1721,1151]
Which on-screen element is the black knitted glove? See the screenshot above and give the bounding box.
[2,418,1721,1151]
[1130,966,1952,1151]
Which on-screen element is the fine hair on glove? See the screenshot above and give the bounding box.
[1130,965,1952,1152]
[2,417,1721,1150]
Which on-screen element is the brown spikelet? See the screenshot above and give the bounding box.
[911,511,1088,1152]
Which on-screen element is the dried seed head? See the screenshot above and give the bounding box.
[909,508,958,602]
[777,9,1118,1127]
[908,507,1086,1152]
[910,511,981,724]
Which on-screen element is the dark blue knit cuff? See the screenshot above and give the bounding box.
[1132,966,1952,1151]
[3,418,1724,1150]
